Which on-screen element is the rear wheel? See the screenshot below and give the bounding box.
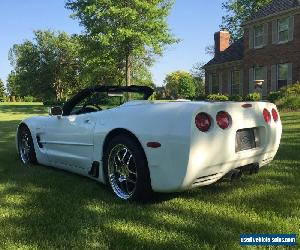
[104,135,152,201]
[17,125,37,165]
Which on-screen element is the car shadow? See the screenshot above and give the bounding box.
[0,113,299,249]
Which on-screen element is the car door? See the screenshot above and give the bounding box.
[43,113,96,174]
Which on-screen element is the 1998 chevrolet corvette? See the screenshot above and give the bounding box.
[17,85,282,201]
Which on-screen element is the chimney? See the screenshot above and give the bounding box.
[214,31,230,56]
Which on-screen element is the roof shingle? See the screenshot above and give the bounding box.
[204,39,244,67]
[250,0,300,20]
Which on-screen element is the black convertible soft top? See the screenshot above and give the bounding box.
[63,85,154,116]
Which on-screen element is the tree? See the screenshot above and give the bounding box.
[164,71,196,99]
[9,30,81,101]
[66,0,178,87]
[190,62,205,98]
[0,78,6,101]
[6,71,19,96]
[221,0,271,41]
[205,45,215,57]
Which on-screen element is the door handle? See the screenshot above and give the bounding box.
[84,119,91,124]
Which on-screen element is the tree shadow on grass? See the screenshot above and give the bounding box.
[0,105,47,115]
[0,114,299,249]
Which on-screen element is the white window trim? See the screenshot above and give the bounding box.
[277,17,289,44]
[277,63,288,89]
[231,71,240,95]
[254,25,264,49]
[211,73,219,94]
[254,66,264,81]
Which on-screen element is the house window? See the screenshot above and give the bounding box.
[254,66,264,81]
[231,71,240,95]
[254,25,264,48]
[212,74,219,94]
[278,17,289,42]
[277,64,288,89]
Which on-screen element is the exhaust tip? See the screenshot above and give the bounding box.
[224,169,242,182]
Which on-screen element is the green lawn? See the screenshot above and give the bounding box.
[0,103,299,249]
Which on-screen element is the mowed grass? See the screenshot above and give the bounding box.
[0,103,299,249]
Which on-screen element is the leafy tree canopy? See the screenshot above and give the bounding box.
[8,30,81,101]
[66,0,178,86]
[221,0,271,41]
[0,78,6,101]
[164,71,196,99]
[190,62,205,98]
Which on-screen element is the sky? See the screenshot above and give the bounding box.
[0,0,225,87]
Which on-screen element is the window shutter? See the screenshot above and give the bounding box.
[227,71,232,95]
[249,27,254,49]
[288,16,294,41]
[272,20,278,44]
[249,68,254,93]
[239,70,243,96]
[263,23,268,46]
[271,65,277,91]
[219,73,222,94]
[288,63,293,85]
[263,66,268,97]
[209,74,212,94]
[223,71,228,95]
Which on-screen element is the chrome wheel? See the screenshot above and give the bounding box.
[18,129,31,164]
[108,144,137,200]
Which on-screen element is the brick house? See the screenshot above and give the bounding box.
[204,0,300,98]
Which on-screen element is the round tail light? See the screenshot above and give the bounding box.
[195,113,211,132]
[272,108,278,122]
[216,111,231,129]
[263,108,271,124]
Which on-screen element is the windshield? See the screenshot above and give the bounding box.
[70,92,145,115]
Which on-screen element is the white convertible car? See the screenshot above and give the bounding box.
[17,85,282,201]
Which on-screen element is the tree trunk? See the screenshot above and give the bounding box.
[55,79,62,102]
[125,54,131,87]
[125,54,131,101]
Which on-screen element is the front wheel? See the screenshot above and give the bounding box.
[104,135,152,201]
[17,125,37,165]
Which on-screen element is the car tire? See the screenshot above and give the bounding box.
[104,134,152,202]
[17,124,37,165]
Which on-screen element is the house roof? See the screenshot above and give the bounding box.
[250,0,300,20]
[204,38,244,67]
[204,0,300,68]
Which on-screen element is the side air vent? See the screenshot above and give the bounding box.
[36,136,43,148]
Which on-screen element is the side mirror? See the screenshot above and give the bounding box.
[49,106,63,116]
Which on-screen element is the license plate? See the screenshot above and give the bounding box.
[236,129,256,152]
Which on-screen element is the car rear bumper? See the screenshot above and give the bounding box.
[188,149,277,189]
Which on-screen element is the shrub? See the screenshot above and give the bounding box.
[244,93,261,101]
[272,82,300,110]
[268,91,282,103]
[207,94,229,101]
[280,82,300,96]
[277,96,300,111]
[229,95,243,102]
[23,96,34,102]
[16,96,23,102]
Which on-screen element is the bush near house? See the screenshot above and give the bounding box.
[268,82,300,111]
[244,93,261,102]
[207,94,229,101]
